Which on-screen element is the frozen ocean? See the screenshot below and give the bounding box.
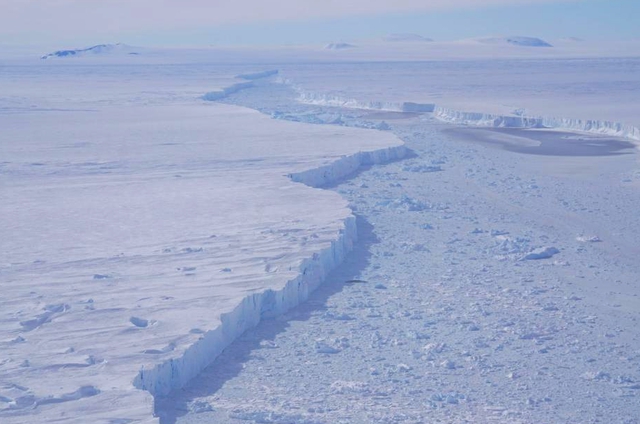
[1,40,640,424]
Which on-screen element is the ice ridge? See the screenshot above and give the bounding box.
[201,70,279,100]
[434,106,640,142]
[131,104,407,409]
[201,82,254,101]
[294,89,639,143]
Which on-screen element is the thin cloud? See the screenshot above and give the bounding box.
[1,0,583,37]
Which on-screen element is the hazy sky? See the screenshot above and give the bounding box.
[1,0,637,47]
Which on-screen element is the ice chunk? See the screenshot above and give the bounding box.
[521,246,560,260]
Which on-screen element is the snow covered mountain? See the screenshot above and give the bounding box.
[473,36,553,47]
[325,43,356,50]
[41,43,141,59]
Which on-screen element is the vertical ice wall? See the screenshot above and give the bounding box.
[291,85,640,143]
[433,106,640,141]
[134,144,407,400]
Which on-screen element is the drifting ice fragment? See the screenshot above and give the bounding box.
[521,247,560,260]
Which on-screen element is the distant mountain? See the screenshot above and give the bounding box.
[325,43,356,50]
[382,33,433,42]
[474,36,553,47]
[41,43,140,59]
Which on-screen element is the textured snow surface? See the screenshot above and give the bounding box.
[282,59,640,141]
[159,84,640,424]
[0,65,403,423]
[3,46,640,423]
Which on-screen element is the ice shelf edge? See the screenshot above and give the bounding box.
[294,89,640,143]
[132,143,408,420]
[433,106,640,142]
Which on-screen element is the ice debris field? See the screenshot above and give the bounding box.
[1,39,640,423]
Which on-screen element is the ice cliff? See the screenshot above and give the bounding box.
[297,91,434,114]
[434,106,640,141]
[202,82,255,101]
[295,89,640,143]
[133,120,407,404]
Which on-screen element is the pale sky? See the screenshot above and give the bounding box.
[0,0,636,46]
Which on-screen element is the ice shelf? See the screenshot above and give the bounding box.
[294,88,640,143]
[0,74,405,423]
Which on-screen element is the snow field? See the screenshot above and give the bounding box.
[3,48,640,423]
[279,59,640,143]
[0,70,405,423]
[165,92,640,424]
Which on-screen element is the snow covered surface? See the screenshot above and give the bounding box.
[163,110,640,423]
[324,43,357,50]
[282,58,640,141]
[5,36,640,66]
[472,36,553,47]
[0,64,403,423]
[2,41,640,423]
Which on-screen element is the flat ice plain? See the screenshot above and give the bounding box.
[2,40,640,423]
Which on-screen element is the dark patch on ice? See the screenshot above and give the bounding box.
[444,127,635,157]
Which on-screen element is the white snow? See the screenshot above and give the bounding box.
[157,69,640,423]
[282,58,640,143]
[472,36,553,47]
[0,65,404,423]
[3,40,640,424]
[325,43,357,50]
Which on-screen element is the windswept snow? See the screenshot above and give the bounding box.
[160,79,640,424]
[3,42,640,424]
[0,66,403,423]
